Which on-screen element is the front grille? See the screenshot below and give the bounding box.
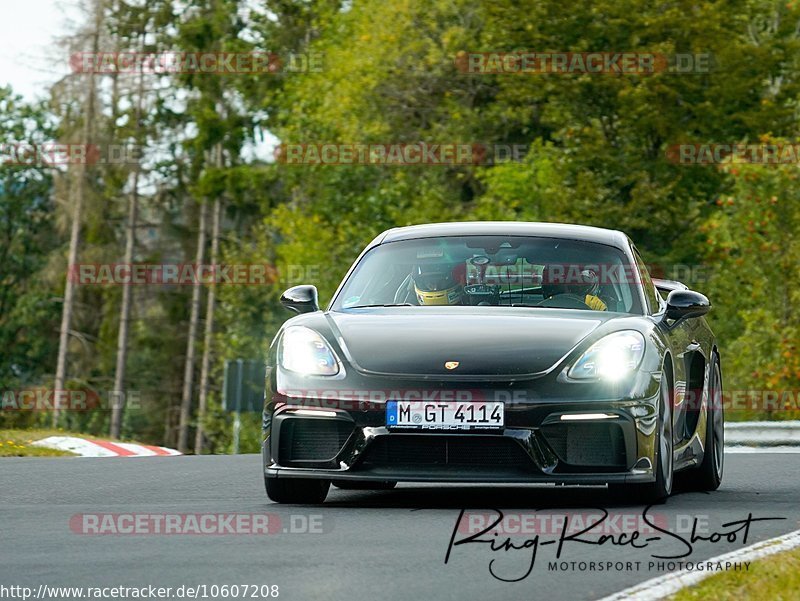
[541,422,627,468]
[360,435,532,470]
[278,418,353,464]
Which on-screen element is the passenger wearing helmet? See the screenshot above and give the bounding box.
[412,263,464,305]
[539,265,607,311]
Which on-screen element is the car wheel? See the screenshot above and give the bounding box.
[686,356,724,491]
[611,367,674,504]
[265,477,329,504]
[332,480,397,490]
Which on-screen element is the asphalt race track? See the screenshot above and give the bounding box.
[2,453,799,600]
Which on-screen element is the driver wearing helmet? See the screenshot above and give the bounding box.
[412,263,464,305]
[540,265,607,311]
[577,269,607,311]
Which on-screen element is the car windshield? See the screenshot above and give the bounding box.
[331,235,643,314]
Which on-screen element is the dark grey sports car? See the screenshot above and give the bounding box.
[262,222,723,504]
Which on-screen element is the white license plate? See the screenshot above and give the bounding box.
[386,401,504,430]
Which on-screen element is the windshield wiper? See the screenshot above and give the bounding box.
[345,303,414,309]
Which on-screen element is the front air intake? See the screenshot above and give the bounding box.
[278,418,353,465]
[541,422,627,469]
[359,435,533,470]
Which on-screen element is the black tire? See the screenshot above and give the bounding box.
[686,356,724,491]
[265,477,329,504]
[332,480,397,490]
[611,367,674,504]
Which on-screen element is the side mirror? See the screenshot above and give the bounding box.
[665,289,710,320]
[280,285,320,314]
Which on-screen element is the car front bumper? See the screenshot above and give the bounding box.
[263,377,662,485]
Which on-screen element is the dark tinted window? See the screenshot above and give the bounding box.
[332,235,644,314]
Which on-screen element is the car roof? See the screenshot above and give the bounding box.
[377,221,630,250]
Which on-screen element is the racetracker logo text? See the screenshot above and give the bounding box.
[0,389,139,412]
[69,513,328,535]
[68,263,276,285]
[455,52,712,74]
[69,52,323,74]
[666,143,800,164]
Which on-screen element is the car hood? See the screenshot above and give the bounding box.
[324,307,617,378]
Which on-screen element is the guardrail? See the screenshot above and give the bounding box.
[725,421,800,447]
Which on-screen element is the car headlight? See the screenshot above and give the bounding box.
[567,331,645,381]
[280,326,340,376]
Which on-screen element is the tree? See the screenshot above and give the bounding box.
[0,88,58,421]
[702,147,800,419]
[53,0,105,426]
[195,146,223,453]
[109,5,152,437]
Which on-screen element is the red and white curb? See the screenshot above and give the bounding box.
[32,436,181,457]
[595,528,800,601]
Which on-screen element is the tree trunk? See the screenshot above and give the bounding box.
[177,201,208,452]
[194,146,223,454]
[109,58,145,439]
[53,0,102,427]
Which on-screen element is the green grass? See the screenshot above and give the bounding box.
[0,429,75,457]
[669,547,800,600]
